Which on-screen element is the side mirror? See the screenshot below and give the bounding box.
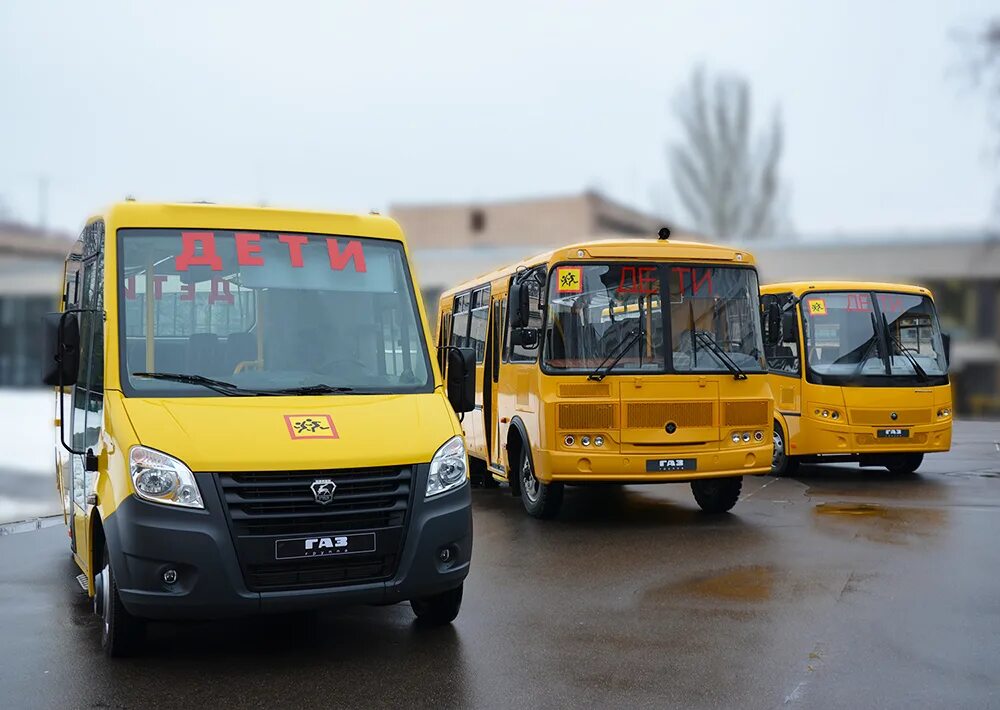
[765,302,782,345]
[509,327,539,349]
[446,347,476,413]
[942,332,951,367]
[42,312,80,386]
[509,282,531,329]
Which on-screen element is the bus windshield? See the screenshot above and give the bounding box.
[801,291,948,384]
[543,263,765,375]
[118,229,431,396]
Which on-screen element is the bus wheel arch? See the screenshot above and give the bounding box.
[505,419,529,497]
[772,416,798,477]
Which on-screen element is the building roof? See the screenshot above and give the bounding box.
[0,221,74,258]
[390,190,670,248]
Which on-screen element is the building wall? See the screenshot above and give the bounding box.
[391,191,664,248]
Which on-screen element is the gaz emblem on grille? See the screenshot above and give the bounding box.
[311,479,337,505]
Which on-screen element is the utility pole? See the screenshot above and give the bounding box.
[38,175,49,231]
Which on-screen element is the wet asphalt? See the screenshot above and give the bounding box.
[0,422,998,710]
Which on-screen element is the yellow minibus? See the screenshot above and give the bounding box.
[760,281,952,475]
[44,201,476,656]
[436,232,774,518]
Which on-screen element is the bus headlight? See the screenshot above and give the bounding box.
[129,446,204,509]
[426,436,468,498]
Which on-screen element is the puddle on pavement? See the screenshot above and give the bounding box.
[649,565,775,603]
[813,502,946,544]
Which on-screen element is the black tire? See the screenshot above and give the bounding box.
[519,446,563,519]
[885,453,924,475]
[771,420,799,477]
[95,543,145,658]
[691,476,743,514]
[469,457,500,489]
[410,583,463,626]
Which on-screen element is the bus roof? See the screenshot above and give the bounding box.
[440,237,756,299]
[88,201,406,242]
[762,281,933,298]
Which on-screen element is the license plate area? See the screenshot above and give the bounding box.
[646,458,698,472]
[275,532,376,560]
[877,428,910,439]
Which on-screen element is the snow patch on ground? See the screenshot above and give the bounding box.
[0,389,55,476]
[0,499,61,524]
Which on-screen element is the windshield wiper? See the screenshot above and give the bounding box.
[851,313,882,378]
[264,384,356,395]
[588,328,643,381]
[882,314,928,381]
[131,372,262,396]
[694,332,747,380]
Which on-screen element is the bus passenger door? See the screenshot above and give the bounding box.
[483,296,503,470]
[763,292,803,442]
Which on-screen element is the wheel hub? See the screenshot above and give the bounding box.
[521,457,539,501]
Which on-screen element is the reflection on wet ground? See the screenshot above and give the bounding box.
[812,501,947,544]
[663,564,775,602]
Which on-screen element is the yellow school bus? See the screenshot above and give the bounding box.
[44,201,476,656]
[760,281,952,475]
[436,233,774,518]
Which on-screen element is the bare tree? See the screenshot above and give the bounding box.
[668,66,786,241]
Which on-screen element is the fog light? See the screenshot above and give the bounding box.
[831,411,840,420]
[938,408,951,418]
[822,410,829,418]
[581,436,591,447]
[438,547,452,563]
[594,436,604,447]
[732,433,741,443]
[754,430,764,442]
[163,569,178,585]
[564,435,575,447]
[742,432,751,442]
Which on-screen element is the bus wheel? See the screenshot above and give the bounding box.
[410,583,463,626]
[519,448,563,519]
[885,453,923,475]
[96,543,145,658]
[470,458,499,488]
[771,421,798,477]
[691,476,742,514]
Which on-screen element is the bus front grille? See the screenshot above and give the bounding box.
[626,401,714,428]
[215,466,413,592]
[721,400,770,428]
[557,403,618,430]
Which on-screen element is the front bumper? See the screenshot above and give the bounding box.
[794,420,952,457]
[102,466,472,620]
[532,442,772,483]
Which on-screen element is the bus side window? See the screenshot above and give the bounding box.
[469,286,490,364]
[507,271,542,363]
[451,293,471,350]
[763,292,800,375]
[437,311,452,372]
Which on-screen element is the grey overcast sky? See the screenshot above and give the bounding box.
[1,0,998,236]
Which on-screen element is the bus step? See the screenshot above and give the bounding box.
[75,574,88,593]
